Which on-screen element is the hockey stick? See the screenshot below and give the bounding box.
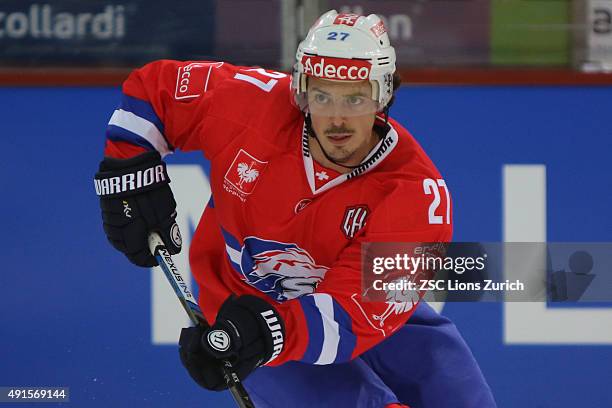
[148,232,255,408]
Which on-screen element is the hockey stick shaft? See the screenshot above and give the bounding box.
[148,233,255,408]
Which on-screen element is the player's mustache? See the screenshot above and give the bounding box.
[325,126,354,135]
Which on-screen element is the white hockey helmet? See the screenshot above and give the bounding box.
[291,10,396,115]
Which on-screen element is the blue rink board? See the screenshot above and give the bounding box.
[0,85,611,408]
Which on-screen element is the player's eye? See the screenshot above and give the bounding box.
[313,93,330,104]
[346,95,365,106]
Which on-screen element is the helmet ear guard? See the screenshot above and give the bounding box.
[291,10,397,114]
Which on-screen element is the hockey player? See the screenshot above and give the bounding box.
[94,10,496,408]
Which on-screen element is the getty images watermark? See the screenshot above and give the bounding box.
[361,242,612,303]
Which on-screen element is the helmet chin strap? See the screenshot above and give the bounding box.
[305,113,387,170]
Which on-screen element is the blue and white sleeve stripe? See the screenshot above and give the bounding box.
[220,227,242,273]
[106,94,172,156]
[299,293,357,365]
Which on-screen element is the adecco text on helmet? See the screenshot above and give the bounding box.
[301,55,371,81]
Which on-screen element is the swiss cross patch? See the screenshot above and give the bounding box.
[341,205,370,239]
[333,13,360,26]
[223,149,267,199]
[175,62,223,100]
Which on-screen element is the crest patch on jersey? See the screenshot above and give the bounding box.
[341,205,369,239]
[237,237,328,302]
[223,149,267,201]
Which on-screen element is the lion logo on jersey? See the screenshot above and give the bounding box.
[240,237,328,302]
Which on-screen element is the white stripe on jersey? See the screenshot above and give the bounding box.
[225,244,242,266]
[109,109,171,156]
[313,293,341,365]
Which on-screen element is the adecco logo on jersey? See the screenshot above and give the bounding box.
[301,56,371,81]
[175,61,224,100]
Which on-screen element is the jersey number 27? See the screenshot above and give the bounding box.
[234,68,287,92]
[423,178,450,225]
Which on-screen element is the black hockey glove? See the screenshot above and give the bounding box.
[94,151,181,267]
[178,295,285,391]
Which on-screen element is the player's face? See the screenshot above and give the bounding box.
[307,77,378,167]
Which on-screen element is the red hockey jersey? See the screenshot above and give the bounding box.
[104,60,452,366]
